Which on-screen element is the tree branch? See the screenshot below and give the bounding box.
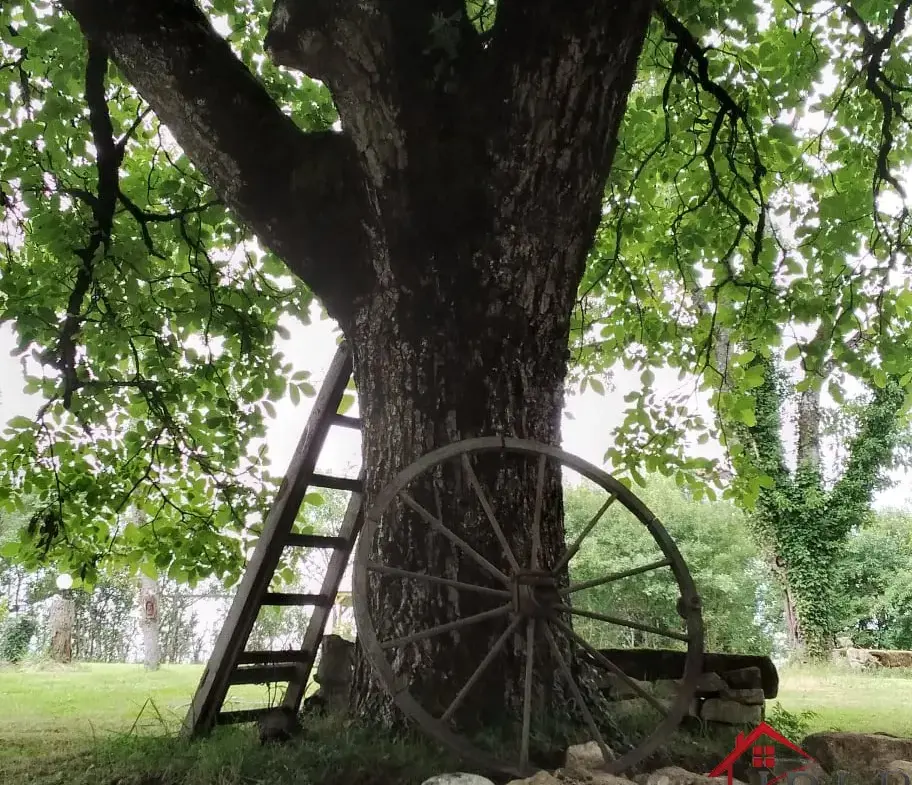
[61,0,374,324]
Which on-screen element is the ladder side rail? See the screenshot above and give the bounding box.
[183,343,353,736]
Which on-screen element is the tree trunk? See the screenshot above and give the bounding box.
[139,575,161,671]
[62,0,657,750]
[48,592,75,663]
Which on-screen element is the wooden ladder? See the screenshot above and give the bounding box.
[183,343,364,736]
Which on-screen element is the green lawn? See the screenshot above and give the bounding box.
[1,660,911,784]
[775,661,912,736]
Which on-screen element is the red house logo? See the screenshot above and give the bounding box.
[709,722,819,785]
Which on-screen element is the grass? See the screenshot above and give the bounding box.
[775,660,912,737]
[1,660,911,784]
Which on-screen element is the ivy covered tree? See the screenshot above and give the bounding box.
[572,4,912,657]
[3,0,912,738]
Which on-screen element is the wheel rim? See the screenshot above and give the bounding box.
[353,436,704,778]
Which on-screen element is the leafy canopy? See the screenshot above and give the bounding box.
[2,0,912,584]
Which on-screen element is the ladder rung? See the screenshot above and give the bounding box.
[216,708,272,725]
[285,533,350,550]
[262,592,332,607]
[310,473,363,492]
[230,664,302,684]
[237,650,313,665]
[331,413,362,429]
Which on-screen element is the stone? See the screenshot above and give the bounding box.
[700,699,762,725]
[587,773,638,785]
[421,775,495,785]
[566,740,615,773]
[314,634,354,713]
[600,672,649,700]
[802,732,912,779]
[694,672,730,695]
[835,635,853,648]
[886,761,912,784]
[721,688,766,706]
[845,647,880,670]
[506,772,559,785]
[595,650,778,698]
[256,706,303,745]
[870,650,912,669]
[720,667,763,691]
[639,766,747,785]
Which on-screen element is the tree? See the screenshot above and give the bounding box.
[565,476,780,655]
[833,507,912,650]
[3,0,912,741]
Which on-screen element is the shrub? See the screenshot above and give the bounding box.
[0,614,37,662]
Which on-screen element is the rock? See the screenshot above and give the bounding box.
[700,699,762,725]
[639,766,747,785]
[506,772,559,785]
[695,672,730,695]
[600,672,649,700]
[720,688,766,706]
[256,707,303,744]
[566,740,615,773]
[836,635,853,648]
[870,650,912,669]
[421,775,495,785]
[886,762,912,785]
[720,667,763,691]
[802,732,912,779]
[586,773,638,785]
[845,647,880,670]
[595,650,778,699]
[314,634,354,713]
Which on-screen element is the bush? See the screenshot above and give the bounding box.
[0,614,37,662]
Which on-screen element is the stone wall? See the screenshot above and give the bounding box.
[596,650,777,728]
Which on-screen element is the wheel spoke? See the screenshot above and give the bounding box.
[399,491,510,585]
[551,616,669,716]
[553,494,617,573]
[367,562,511,598]
[440,614,525,723]
[531,454,546,570]
[520,617,536,769]
[559,558,672,597]
[461,454,521,573]
[379,604,511,650]
[555,604,689,642]
[542,623,614,768]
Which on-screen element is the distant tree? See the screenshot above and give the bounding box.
[833,507,912,651]
[564,476,780,655]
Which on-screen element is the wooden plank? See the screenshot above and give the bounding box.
[216,708,272,725]
[262,592,331,607]
[282,484,365,712]
[330,413,362,429]
[310,473,363,492]
[236,650,313,665]
[229,664,302,685]
[182,343,354,738]
[285,533,350,549]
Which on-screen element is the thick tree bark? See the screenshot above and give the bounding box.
[61,0,657,744]
[48,592,75,663]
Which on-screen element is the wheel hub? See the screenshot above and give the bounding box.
[511,570,559,618]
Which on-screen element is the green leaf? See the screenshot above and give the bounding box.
[641,369,655,387]
[589,377,605,395]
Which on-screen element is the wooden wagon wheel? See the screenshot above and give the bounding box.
[352,437,703,778]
